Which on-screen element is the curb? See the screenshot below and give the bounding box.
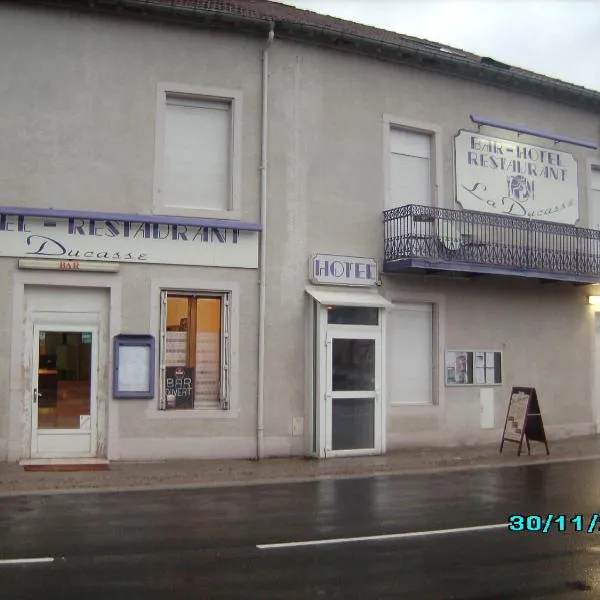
[1,453,600,498]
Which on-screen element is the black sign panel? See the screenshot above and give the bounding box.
[500,387,549,456]
[165,366,195,410]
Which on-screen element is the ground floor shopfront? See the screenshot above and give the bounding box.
[2,234,600,463]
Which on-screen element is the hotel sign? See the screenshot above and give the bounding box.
[0,214,258,269]
[454,130,579,224]
[310,254,378,286]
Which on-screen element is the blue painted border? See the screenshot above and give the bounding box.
[383,258,600,284]
[469,115,598,149]
[113,334,156,400]
[0,206,262,232]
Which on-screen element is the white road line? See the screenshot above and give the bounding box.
[257,523,508,550]
[0,557,55,565]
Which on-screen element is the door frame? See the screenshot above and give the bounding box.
[325,327,382,457]
[30,320,99,459]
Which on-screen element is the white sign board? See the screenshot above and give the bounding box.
[454,130,579,224]
[310,254,378,286]
[0,214,258,268]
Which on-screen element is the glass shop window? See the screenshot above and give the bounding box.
[159,291,230,410]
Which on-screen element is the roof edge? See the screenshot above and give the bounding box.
[14,0,600,112]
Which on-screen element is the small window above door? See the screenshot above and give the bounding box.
[327,305,379,326]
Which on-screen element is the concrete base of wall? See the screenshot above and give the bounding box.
[387,422,597,449]
[117,436,306,461]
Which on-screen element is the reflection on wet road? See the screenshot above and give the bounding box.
[2,459,600,598]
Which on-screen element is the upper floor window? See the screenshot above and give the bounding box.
[384,116,442,211]
[591,166,600,230]
[389,128,432,208]
[154,84,242,220]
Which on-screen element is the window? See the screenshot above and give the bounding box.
[154,84,242,219]
[389,128,432,209]
[159,291,230,410]
[387,303,434,405]
[591,167,600,230]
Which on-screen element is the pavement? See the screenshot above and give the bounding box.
[2,434,600,495]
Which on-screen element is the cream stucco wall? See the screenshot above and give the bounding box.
[1,3,599,460]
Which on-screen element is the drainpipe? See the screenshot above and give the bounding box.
[257,21,275,460]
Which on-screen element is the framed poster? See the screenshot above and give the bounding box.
[113,334,156,399]
[445,350,502,386]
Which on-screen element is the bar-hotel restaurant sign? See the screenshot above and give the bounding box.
[454,130,579,225]
[310,254,378,286]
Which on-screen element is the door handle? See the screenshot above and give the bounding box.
[33,389,42,403]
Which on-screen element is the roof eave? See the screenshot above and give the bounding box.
[16,0,600,112]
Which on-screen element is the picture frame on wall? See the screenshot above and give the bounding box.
[445,349,502,386]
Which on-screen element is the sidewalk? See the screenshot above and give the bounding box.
[2,435,600,496]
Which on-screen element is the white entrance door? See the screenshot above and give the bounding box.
[31,323,98,458]
[325,329,382,456]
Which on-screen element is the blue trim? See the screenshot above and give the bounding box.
[383,258,600,284]
[113,334,156,400]
[0,206,262,232]
[470,115,598,149]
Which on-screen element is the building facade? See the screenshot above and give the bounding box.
[1,0,600,464]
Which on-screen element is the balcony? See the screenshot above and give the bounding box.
[383,204,600,284]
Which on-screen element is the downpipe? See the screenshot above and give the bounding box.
[257,22,275,460]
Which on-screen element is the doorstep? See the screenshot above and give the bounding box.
[19,458,110,472]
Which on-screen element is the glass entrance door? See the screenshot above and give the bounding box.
[31,324,98,458]
[325,330,381,456]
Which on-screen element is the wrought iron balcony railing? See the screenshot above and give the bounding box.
[384,204,600,283]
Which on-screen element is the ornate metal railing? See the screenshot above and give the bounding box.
[384,204,600,281]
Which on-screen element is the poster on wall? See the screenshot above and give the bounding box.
[445,350,502,386]
[454,130,579,224]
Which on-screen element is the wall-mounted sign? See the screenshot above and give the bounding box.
[18,258,120,272]
[113,334,156,399]
[454,130,579,224]
[310,254,378,286]
[445,350,502,386]
[0,214,258,269]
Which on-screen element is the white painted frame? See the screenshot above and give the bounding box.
[324,326,383,458]
[153,82,243,220]
[444,349,503,387]
[8,271,122,463]
[382,114,444,210]
[383,288,446,412]
[147,277,241,420]
[387,301,436,407]
[586,158,600,229]
[31,322,99,459]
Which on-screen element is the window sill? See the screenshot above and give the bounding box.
[145,408,240,420]
[154,203,242,222]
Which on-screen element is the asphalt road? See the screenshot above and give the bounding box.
[2,460,600,599]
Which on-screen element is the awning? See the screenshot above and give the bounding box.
[305,286,392,308]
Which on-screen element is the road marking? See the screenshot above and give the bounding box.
[0,557,55,565]
[257,523,508,550]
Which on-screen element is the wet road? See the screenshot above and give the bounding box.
[1,460,600,599]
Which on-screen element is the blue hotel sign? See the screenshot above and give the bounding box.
[310,254,378,286]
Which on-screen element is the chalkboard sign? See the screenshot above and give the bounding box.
[500,387,549,456]
[165,366,195,410]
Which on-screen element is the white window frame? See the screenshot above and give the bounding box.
[146,278,240,420]
[382,115,443,210]
[385,291,446,411]
[387,301,437,407]
[587,159,600,229]
[153,82,243,220]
